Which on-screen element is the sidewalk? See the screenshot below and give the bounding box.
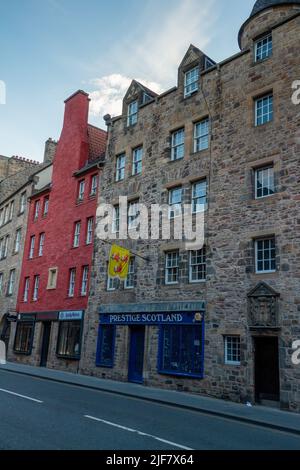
[1,361,300,435]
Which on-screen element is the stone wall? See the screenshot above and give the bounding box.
[81,10,300,411]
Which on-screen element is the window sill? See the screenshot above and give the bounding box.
[56,354,80,361]
[13,350,32,356]
[254,120,273,129]
[253,55,272,66]
[184,90,199,100]
[190,148,209,157]
[168,157,184,164]
[96,362,114,369]
[158,370,203,379]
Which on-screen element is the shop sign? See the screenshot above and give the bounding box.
[100,312,204,325]
[59,311,83,321]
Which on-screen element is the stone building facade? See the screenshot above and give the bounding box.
[0,141,56,352]
[80,0,300,412]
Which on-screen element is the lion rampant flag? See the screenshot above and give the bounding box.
[108,245,131,280]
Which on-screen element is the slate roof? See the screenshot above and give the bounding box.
[251,0,300,17]
[87,124,107,162]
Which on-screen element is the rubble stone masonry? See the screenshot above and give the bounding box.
[80,4,300,412]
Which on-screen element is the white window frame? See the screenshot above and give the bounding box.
[23,277,30,302]
[9,201,14,220]
[194,118,209,152]
[73,222,81,248]
[225,336,241,366]
[4,205,9,224]
[189,248,206,283]
[128,201,139,230]
[169,187,182,219]
[4,236,9,258]
[255,94,273,126]
[116,154,126,182]
[112,205,120,234]
[255,33,272,62]
[132,147,143,176]
[33,275,40,301]
[86,217,94,245]
[165,251,179,285]
[68,269,76,297]
[38,233,45,257]
[20,192,26,214]
[90,175,98,196]
[29,236,35,259]
[81,266,89,296]
[127,100,138,127]
[171,129,185,161]
[8,269,16,296]
[184,66,199,98]
[192,180,207,214]
[34,200,40,220]
[14,228,22,253]
[107,274,118,291]
[43,197,49,216]
[255,237,276,274]
[0,238,4,260]
[0,273,3,293]
[255,166,275,199]
[78,180,85,201]
[124,258,135,289]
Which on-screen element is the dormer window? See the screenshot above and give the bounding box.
[127,100,138,127]
[184,66,199,98]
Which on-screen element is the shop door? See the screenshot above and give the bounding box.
[254,336,280,403]
[128,326,145,384]
[40,322,51,367]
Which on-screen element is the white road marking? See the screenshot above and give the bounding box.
[0,388,43,403]
[84,415,193,450]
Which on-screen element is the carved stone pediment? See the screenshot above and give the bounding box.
[247,282,280,328]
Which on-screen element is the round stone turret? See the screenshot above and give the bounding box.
[239,0,300,49]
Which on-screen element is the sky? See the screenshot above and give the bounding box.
[0,0,256,162]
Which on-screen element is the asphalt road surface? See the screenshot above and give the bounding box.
[0,369,299,450]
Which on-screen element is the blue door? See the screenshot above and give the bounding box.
[128,326,145,384]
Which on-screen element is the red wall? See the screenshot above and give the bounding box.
[17,91,106,314]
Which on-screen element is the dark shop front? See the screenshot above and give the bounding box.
[96,302,205,384]
[11,310,84,368]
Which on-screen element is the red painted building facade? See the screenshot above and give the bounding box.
[9,91,106,370]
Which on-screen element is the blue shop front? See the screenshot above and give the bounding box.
[96,302,205,384]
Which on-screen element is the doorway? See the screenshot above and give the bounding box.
[40,322,52,367]
[128,326,145,384]
[254,336,280,403]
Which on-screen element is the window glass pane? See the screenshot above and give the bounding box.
[160,325,203,376]
[98,326,115,366]
[57,321,81,357]
[255,35,272,61]
[225,336,241,364]
[14,323,34,354]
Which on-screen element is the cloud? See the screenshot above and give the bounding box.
[89,74,163,119]
[89,0,217,120]
[119,0,217,84]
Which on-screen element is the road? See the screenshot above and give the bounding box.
[0,369,299,450]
